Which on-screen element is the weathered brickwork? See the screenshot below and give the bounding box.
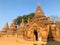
[0,3,60,42]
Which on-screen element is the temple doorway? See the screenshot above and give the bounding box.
[34,30,38,41]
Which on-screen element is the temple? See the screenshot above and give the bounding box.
[0,3,60,42]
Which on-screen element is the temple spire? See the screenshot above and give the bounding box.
[2,21,9,32]
[28,18,30,24]
[10,19,17,31]
[19,19,25,27]
[35,2,44,17]
[38,2,40,7]
[22,18,24,23]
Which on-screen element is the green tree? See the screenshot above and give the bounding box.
[16,13,35,25]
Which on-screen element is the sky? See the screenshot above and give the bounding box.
[0,0,60,30]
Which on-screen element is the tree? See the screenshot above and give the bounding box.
[50,15,60,29]
[16,13,35,25]
[50,15,59,23]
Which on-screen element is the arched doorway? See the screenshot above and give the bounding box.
[34,30,38,41]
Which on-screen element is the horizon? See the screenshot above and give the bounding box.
[0,0,60,30]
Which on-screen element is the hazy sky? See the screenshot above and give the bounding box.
[0,0,60,30]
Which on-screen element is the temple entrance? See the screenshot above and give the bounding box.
[34,30,38,41]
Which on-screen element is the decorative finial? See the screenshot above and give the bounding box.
[38,2,40,7]
[35,2,44,17]
[5,21,9,28]
[28,18,30,24]
[19,18,24,28]
[22,18,24,23]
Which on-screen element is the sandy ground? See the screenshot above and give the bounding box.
[0,36,46,45]
[0,36,60,45]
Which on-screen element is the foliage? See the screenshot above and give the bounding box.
[50,16,59,23]
[16,13,35,25]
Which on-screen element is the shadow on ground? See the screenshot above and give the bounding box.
[46,41,60,45]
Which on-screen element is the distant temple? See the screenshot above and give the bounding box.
[0,3,60,42]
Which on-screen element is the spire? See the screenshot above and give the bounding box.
[35,2,44,17]
[22,18,24,23]
[28,18,30,24]
[19,18,25,28]
[10,19,17,31]
[17,19,25,36]
[38,2,40,7]
[2,21,9,32]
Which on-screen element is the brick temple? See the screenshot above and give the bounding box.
[0,3,60,42]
